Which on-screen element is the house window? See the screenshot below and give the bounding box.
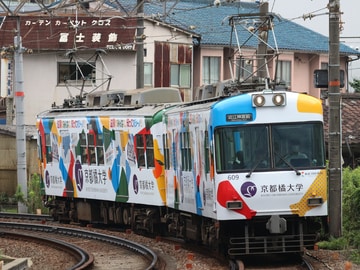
[171,64,191,87]
[203,56,220,84]
[58,62,95,85]
[276,60,291,88]
[144,62,153,86]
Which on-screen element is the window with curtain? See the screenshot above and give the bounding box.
[170,64,191,87]
[276,60,291,88]
[203,56,220,84]
[144,62,153,86]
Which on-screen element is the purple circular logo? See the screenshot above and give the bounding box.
[241,181,257,198]
[75,160,83,191]
[45,170,50,188]
[133,174,139,194]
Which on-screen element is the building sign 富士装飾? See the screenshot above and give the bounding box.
[0,16,137,51]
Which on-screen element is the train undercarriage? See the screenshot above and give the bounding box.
[45,196,325,258]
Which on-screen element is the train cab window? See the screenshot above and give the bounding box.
[272,123,325,169]
[45,133,52,163]
[214,126,270,172]
[215,123,325,173]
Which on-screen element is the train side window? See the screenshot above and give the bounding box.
[163,133,170,169]
[96,133,104,165]
[180,131,192,171]
[45,133,52,163]
[88,133,96,164]
[136,135,146,167]
[135,134,155,168]
[79,132,87,164]
[204,130,210,173]
[146,134,154,168]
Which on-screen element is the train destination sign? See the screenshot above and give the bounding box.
[226,113,253,122]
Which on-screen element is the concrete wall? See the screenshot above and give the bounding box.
[0,126,38,196]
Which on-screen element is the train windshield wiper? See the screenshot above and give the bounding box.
[246,157,266,178]
[274,151,301,176]
[246,158,262,178]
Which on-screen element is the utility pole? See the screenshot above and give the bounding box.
[14,17,28,213]
[328,0,342,238]
[136,0,144,89]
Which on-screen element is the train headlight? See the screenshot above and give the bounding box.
[252,92,286,107]
[307,197,323,206]
[272,94,285,106]
[226,201,242,210]
[253,95,266,107]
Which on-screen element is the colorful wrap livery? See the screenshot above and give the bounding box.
[37,106,168,206]
[37,89,327,256]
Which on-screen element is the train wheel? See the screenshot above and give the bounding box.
[102,207,108,224]
[122,207,130,226]
[115,207,123,224]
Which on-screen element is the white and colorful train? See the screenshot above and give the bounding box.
[37,87,328,258]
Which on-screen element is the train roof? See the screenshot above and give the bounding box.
[37,103,178,119]
[86,87,183,107]
[37,87,184,118]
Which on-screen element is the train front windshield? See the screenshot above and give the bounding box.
[214,122,325,172]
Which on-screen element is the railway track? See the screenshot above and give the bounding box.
[228,252,317,270]
[0,220,158,270]
[0,230,93,269]
[0,213,346,269]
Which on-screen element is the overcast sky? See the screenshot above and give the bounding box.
[267,0,360,80]
[269,0,360,49]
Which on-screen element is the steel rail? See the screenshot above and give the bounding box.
[0,231,93,270]
[0,221,158,270]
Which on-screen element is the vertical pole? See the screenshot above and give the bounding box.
[328,0,342,238]
[14,17,27,213]
[136,0,144,89]
[257,2,268,80]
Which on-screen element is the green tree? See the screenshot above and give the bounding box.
[27,174,47,214]
[13,174,48,214]
[349,78,360,93]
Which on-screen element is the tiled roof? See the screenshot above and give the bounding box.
[323,93,360,145]
[138,0,360,56]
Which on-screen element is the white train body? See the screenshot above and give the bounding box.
[37,88,328,255]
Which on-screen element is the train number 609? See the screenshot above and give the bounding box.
[228,174,240,181]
